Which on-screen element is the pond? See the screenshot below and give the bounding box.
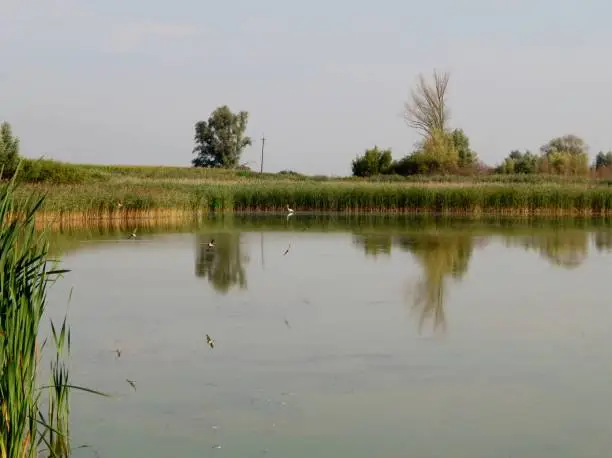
[45,214,612,458]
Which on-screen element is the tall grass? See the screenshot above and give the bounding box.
[13,181,612,217]
[0,174,104,457]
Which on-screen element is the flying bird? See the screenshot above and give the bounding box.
[283,243,291,255]
[128,229,137,239]
[206,334,215,349]
[207,239,215,249]
[126,379,136,391]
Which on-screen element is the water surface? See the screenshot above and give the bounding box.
[46,215,612,457]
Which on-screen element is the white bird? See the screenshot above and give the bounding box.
[128,229,137,239]
[286,205,294,214]
[207,239,215,249]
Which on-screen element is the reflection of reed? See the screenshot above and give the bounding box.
[195,233,249,294]
[396,234,474,334]
[502,230,588,268]
[594,231,612,252]
[35,209,196,230]
[46,218,199,256]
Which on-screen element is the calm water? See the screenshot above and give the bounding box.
[45,215,612,457]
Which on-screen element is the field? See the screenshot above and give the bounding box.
[12,160,612,219]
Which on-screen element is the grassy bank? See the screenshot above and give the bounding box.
[14,180,612,218]
[15,158,612,185]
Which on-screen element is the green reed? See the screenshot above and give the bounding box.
[0,173,105,458]
[15,181,612,216]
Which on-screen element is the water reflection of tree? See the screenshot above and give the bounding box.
[395,234,475,333]
[195,232,248,293]
[503,231,588,268]
[593,231,612,252]
[352,234,392,257]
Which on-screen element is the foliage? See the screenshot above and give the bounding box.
[351,146,393,177]
[496,150,539,174]
[414,129,458,169]
[389,151,446,175]
[450,129,478,168]
[540,134,588,157]
[496,136,590,176]
[0,122,21,177]
[399,73,480,174]
[594,151,612,170]
[387,129,476,176]
[192,106,252,168]
[538,134,589,176]
[18,159,95,184]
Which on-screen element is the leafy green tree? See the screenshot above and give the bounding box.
[192,106,252,168]
[450,128,477,168]
[540,134,588,157]
[496,150,538,174]
[0,122,20,176]
[594,151,612,170]
[415,129,457,168]
[351,146,393,177]
[390,128,477,176]
[538,134,589,175]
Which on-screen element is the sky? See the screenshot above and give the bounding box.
[2,0,612,175]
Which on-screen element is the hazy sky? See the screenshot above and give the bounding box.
[2,0,612,175]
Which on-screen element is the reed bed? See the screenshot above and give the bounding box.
[15,181,612,218]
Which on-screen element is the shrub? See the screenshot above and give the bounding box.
[352,146,393,177]
[18,158,94,184]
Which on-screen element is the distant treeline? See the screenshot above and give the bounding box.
[350,134,612,179]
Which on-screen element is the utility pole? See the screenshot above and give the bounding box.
[260,134,265,174]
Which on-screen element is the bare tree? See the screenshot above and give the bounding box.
[404,70,451,138]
